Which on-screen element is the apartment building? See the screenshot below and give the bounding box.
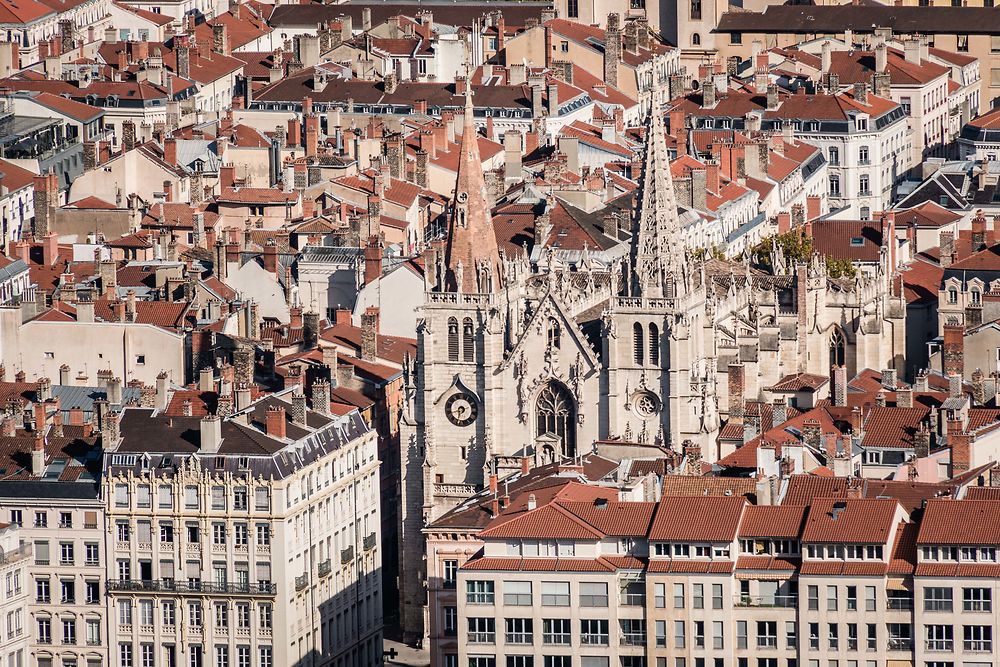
[452,489,1000,667]
[668,85,909,218]
[0,409,107,667]
[105,386,382,667]
[0,524,30,667]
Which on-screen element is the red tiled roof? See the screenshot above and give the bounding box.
[647,560,734,574]
[660,476,757,498]
[889,521,918,575]
[735,555,799,571]
[768,373,829,392]
[559,501,657,537]
[918,498,1000,545]
[461,556,614,572]
[648,496,746,542]
[799,561,887,576]
[965,486,1000,500]
[862,406,930,448]
[914,562,1000,577]
[801,498,900,544]
[739,505,808,538]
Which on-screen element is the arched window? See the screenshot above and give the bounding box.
[972,288,982,306]
[830,328,846,367]
[948,288,958,304]
[633,322,645,365]
[535,382,576,459]
[547,318,561,349]
[692,33,701,46]
[462,318,475,362]
[649,323,660,366]
[447,317,459,361]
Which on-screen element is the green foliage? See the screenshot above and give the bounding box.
[692,246,727,261]
[826,257,857,279]
[752,231,813,271]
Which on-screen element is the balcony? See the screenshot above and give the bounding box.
[887,638,913,651]
[581,634,609,646]
[621,634,647,647]
[735,595,798,608]
[467,632,495,644]
[106,580,276,596]
[363,533,377,551]
[318,560,332,578]
[505,633,533,645]
[887,597,913,610]
[926,639,954,652]
[294,575,308,591]
[341,546,354,565]
[965,640,992,652]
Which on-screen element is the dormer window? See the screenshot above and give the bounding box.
[971,289,982,306]
[673,544,690,558]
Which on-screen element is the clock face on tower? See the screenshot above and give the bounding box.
[445,393,478,427]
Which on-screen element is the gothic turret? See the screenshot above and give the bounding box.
[442,86,503,293]
[632,80,684,300]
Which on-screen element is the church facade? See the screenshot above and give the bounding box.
[396,85,908,639]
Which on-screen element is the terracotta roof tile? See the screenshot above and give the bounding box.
[918,498,1000,545]
[801,498,900,544]
[647,560,734,574]
[739,505,808,538]
[649,496,746,542]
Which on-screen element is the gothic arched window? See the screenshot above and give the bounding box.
[535,382,576,459]
[462,318,475,362]
[830,328,846,367]
[649,323,660,366]
[633,322,645,365]
[548,318,561,349]
[447,317,459,361]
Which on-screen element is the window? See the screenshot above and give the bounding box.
[443,560,458,588]
[160,523,174,544]
[86,580,100,604]
[964,587,992,612]
[827,586,838,611]
[963,625,992,652]
[567,0,578,18]
[674,583,686,608]
[256,524,270,546]
[581,619,609,646]
[547,319,560,349]
[858,146,869,165]
[467,580,495,605]
[119,644,132,667]
[580,582,608,607]
[649,324,659,365]
[633,323,644,365]
[859,207,871,221]
[254,488,269,511]
[958,34,969,51]
[990,68,1000,87]
[447,317,459,360]
[506,618,533,644]
[210,487,225,510]
[856,117,868,131]
[542,618,570,645]
[655,620,667,647]
[926,624,953,651]
[859,174,870,196]
[463,318,475,362]
[829,147,839,165]
[35,511,47,528]
[559,41,568,53]
[504,581,532,606]
[972,289,982,305]
[541,581,569,606]
[118,600,132,625]
[259,648,272,667]
[865,586,876,611]
[731,31,742,45]
[59,512,72,528]
[674,620,686,648]
[34,541,49,565]
[713,621,724,649]
[900,97,912,115]
[36,578,50,603]
[467,617,495,644]
[948,288,958,304]
[61,579,75,603]
[846,586,857,610]
[758,621,777,648]
[137,485,151,508]
[829,175,840,197]
[924,587,953,612]
[162,601,176,626]
[59,542,74,565]
[692,583,704,609]
[691,0,702,18]
[86,543,100,566]
[9,510,20,526]
[87,619,101,646]
[692,33,701,46]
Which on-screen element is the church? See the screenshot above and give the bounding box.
[396,83,907,639]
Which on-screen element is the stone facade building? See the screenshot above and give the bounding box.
[397,82,908,639]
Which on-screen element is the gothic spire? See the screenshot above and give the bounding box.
[443,82,503,294]
[632,79,684,300]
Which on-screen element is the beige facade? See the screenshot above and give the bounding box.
[0,497,108,667]
[104,395,383,667]
[0,526,30,667]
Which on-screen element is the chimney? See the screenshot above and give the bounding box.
[940,231,955,268]
[42,232,58,267]
[177,42,190,80]
[904,38,920,65]
[702,77,716,108]
[948,373,963,399]
[213,24,230,57]
[265,406,287,439]
[311,379,331,416]
[875,42,888,73]
[155,371,169,411]
[853,82,868,105]
[950,421,970,476]
[881,368,897,391]
[772,399,788,427]
[58,364,70,386]
[943,324,965,379]
[361,307,379,360]
[821,41,831,73]
[896,387,913,409]
[603,13,620,89]
[200,415,222,453]
[235,383,252,412]
[198,367,214,392]
[303,311,320,350]
[766,84,779,111]
[291,390,307,426]
[546,82,559,116]
[743,415,761,444]
[521,456,531,475]
[972,210,987,251]
[31,433,45,476]
[914,424,930,458]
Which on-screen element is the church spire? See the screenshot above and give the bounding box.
[442,81,503,294]
[632,78,684,300]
